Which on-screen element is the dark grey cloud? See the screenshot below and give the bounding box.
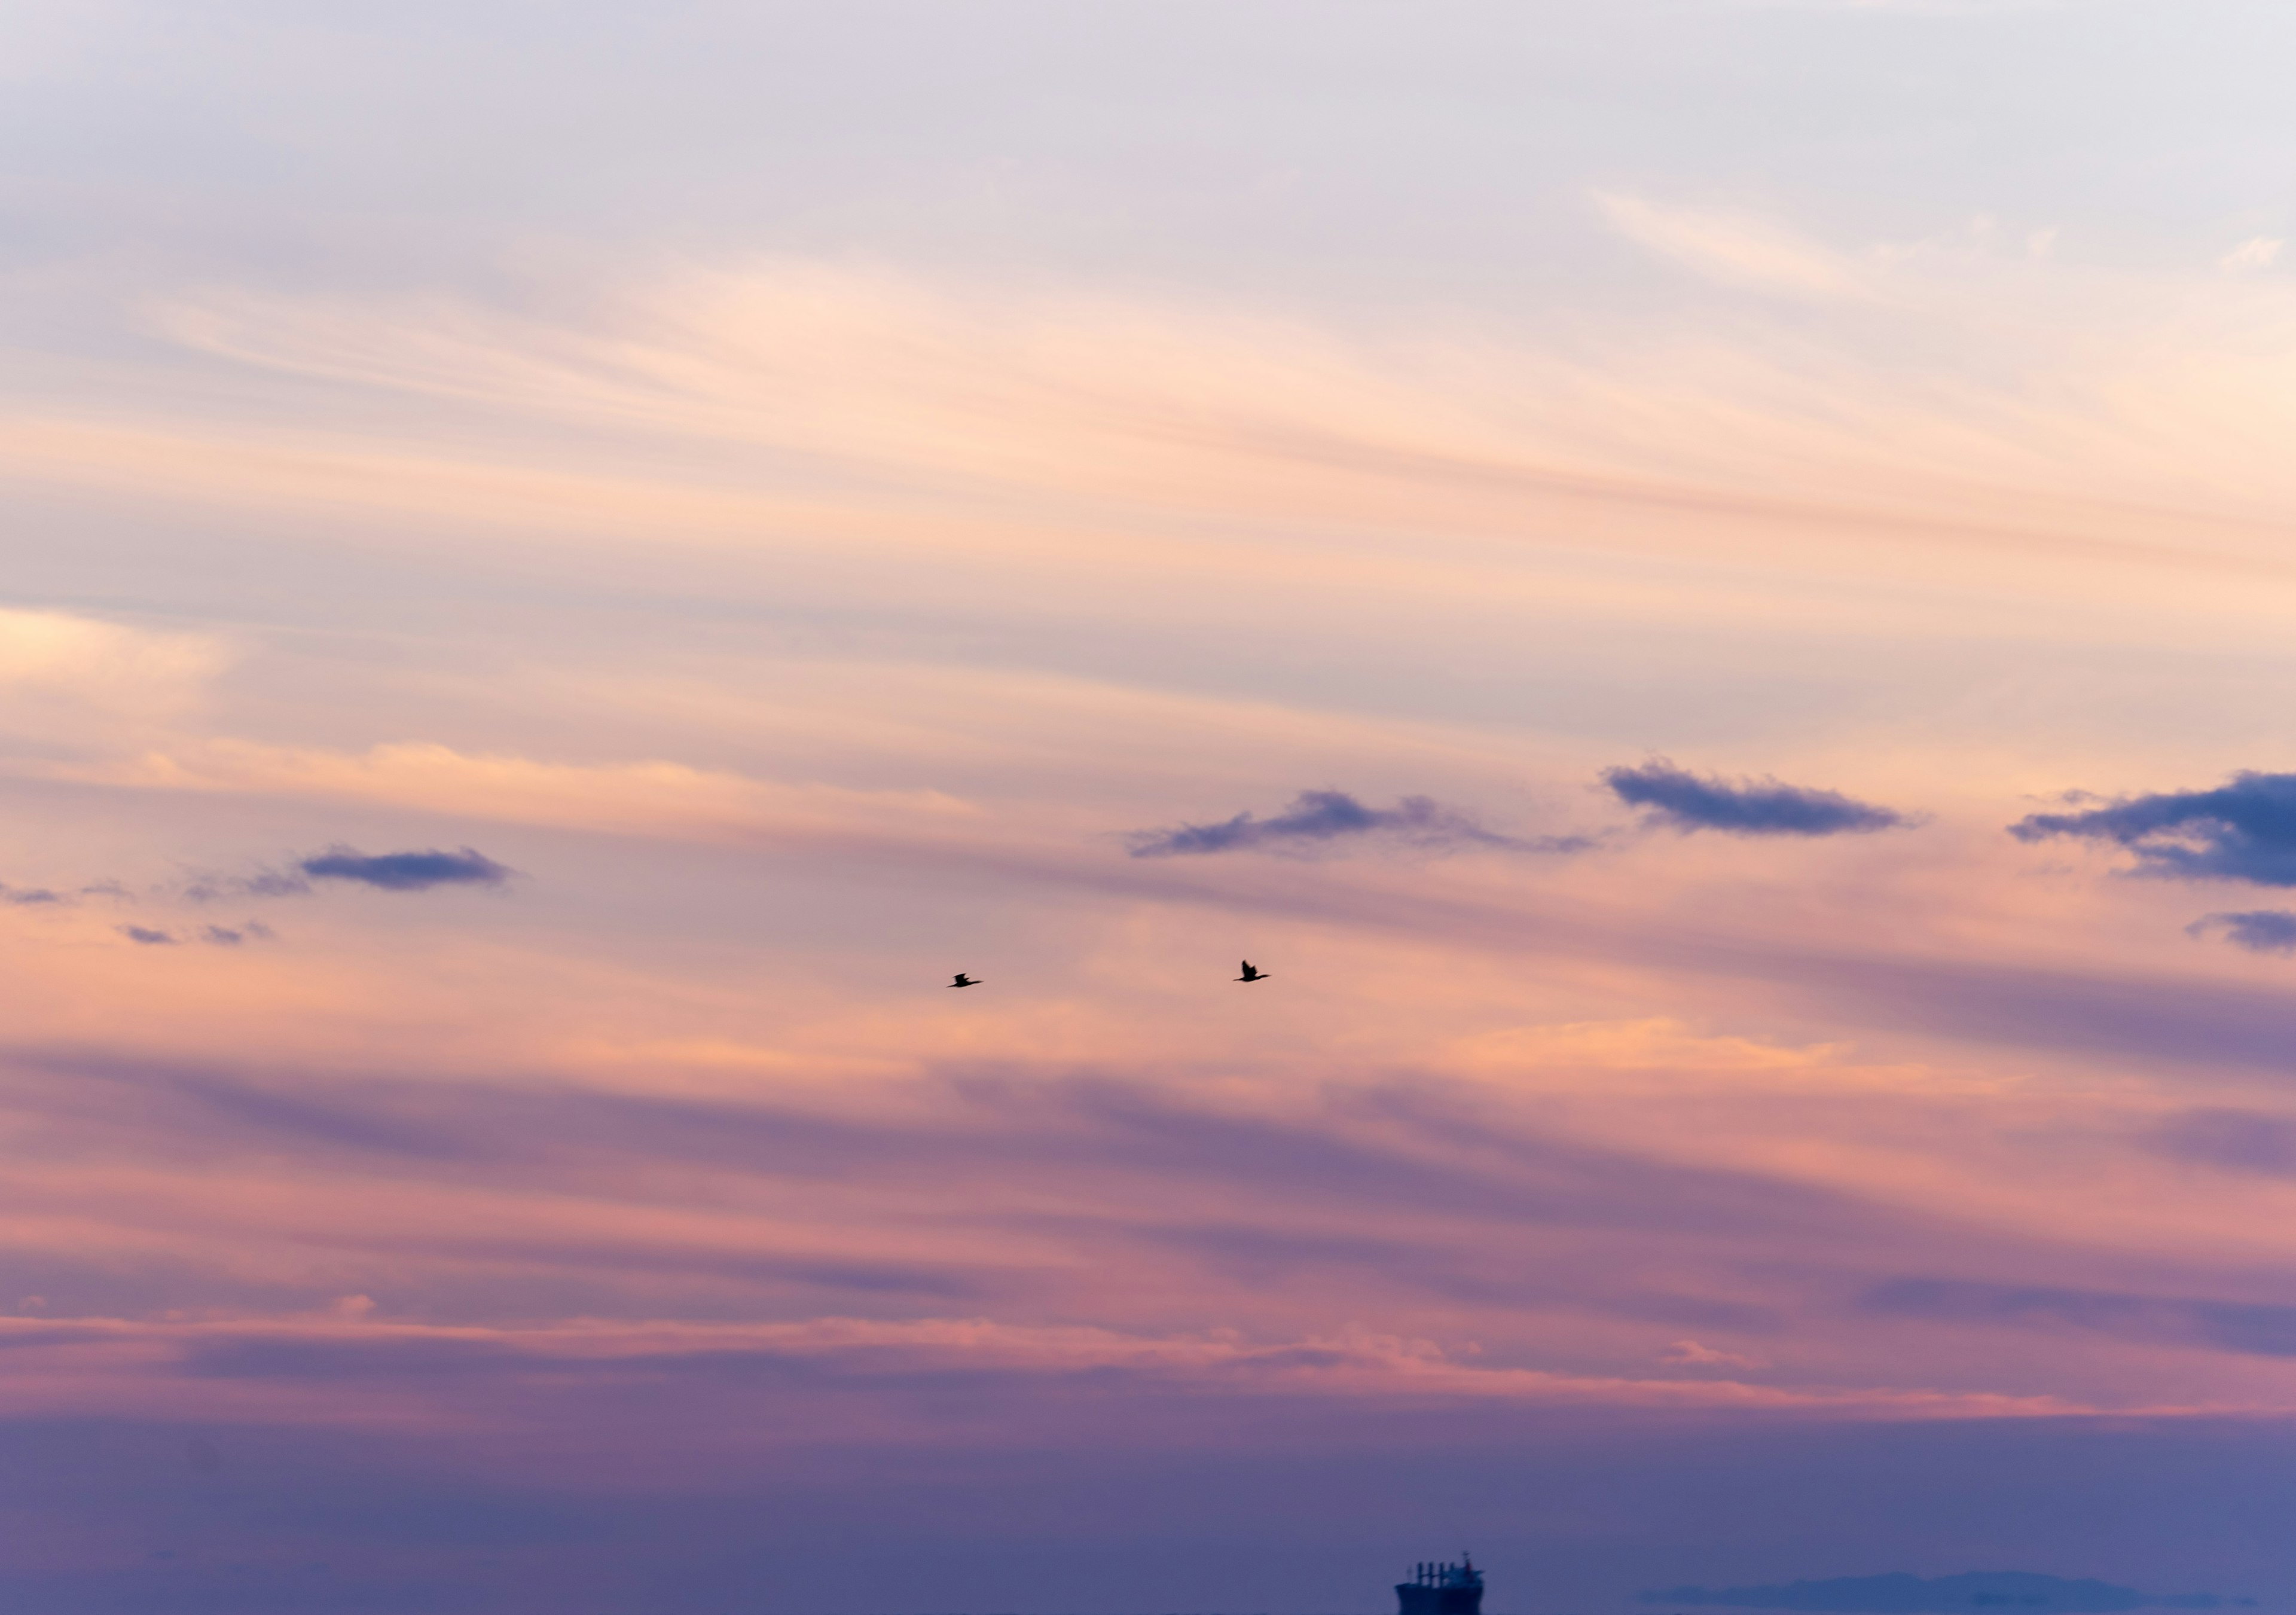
[1127,789,1587,857]
[1602,759,1906,837]
[0,884,62,906]
[118,926,176,946]
[2141,1108,2296,1177]
[1860,1277,2296,1358]
[1639,1572,2240,1613]
[297,845,513,892]
[2010,771,2296,886]
[2187,909,2296,954]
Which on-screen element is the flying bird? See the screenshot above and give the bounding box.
[948,973,979,988]
[1235,960,1268,983]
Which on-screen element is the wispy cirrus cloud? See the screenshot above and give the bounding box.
[1594,192,1871,300]
[1603,760,1908,837]
[1860,1277,2296,1359]
[2010,772,2296,884]
[2220,237,2283,274]
[1663,1338,1761,1369]
[0,607,227,726]
[2141,1109,2296,1178]
[1127,789,1589,859]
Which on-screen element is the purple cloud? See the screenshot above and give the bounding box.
[296,846,513,892]
[1603,760,1906,836]
[2011,771,2296,886]
[2187,910,2296,954]
[1128,789,1587,857]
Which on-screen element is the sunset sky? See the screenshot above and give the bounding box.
[9,3,2296,1611]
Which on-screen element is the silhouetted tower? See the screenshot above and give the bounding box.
[1396,1556,1483,1615]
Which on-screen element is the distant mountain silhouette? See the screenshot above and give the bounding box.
[1638,1573,2249,1614]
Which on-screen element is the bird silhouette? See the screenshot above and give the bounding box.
[948,973,979,988]
[1235,960,1268,982]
